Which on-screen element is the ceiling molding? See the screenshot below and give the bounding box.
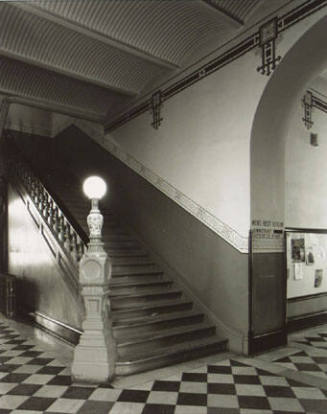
[1,90,104,124]
[12,2,179,72]
[0,49,137,97]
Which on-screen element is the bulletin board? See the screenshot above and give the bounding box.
[286,231,327,299]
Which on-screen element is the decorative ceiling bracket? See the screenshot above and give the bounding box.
[302,90,327,130]
[150,90,163,130]
[257,17,281,76]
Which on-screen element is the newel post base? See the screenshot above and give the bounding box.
[71,248,116,384]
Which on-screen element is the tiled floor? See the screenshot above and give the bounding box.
[1,316,327,413]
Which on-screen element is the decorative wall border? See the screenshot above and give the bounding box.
[302,89,327,129]
[105,0,327,133]
[93,135,249,253]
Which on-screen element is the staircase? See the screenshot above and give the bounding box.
[29,167,228,375]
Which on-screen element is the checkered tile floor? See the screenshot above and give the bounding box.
[1,320,327,413]
[274,349,327,378]
[295,331,327,350]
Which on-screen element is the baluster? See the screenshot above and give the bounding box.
[43,192,49,220]
[77,237,84,261]
[58,213,65,242]
[71,232,78,262]
[64,222,71,252]
[47,199,54,226]
[38,188,44,212]
[53,207,59,234]
[36,182,43,206]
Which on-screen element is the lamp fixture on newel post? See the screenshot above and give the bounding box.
[71,176,116,383]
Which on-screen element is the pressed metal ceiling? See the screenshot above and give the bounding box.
[0,0,265,124]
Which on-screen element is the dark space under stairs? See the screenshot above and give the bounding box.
[46,171,228,376]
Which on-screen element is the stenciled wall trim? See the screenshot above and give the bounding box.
[302,89,327,129]
[105,0,327,133]
[92,134,249,253]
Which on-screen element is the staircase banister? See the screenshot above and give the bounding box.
[3,132,88,269]
[3,131,88,247]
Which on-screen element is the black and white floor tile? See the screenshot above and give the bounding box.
[1,318,327,413]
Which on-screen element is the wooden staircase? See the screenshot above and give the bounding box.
[45,171,228,375]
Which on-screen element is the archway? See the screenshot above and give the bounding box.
[249,15,327,353]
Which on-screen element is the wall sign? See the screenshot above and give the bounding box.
[252,219,284,252]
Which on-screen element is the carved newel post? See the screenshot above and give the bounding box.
[71,176,116,383]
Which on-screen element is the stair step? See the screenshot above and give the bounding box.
[110,279,173,293]
[112,270,163,279]
[111,256,153,265]
[110,288,182,307]
[112,266,161,276]
[111,298,193,319]
[116,335,228,376]
[111,273,164,284]
[103,235,136,241]
[105,241,141,249]
[113,310,204,337]
[107,249,148,257]
[116,323,216,356]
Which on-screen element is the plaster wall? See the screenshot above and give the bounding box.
[7,184,83,329]
[285,96,327,228]
[107,51,266,240]
[5,103,52,137]
[106,6,327,251]
[251,11,327,229]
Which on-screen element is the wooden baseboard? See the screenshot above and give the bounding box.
[248,329,287,355]
[287,311,327,333]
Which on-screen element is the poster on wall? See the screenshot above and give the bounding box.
[294,263,304,280]
[291,238,305,262]
[314,269,323,288]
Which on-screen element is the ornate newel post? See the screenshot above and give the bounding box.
[71,176,116,383]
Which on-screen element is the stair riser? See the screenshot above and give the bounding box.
[110,282,173,295]
[112,264,159,274]
[110,274,164,284]
[117,327,216,357]
[111,257,152,265]
[111,291,182,308]
[105,241,140,248]
[112,302,193,320]
[116,340,228,376]
[113,314,204,339]
[107,251,148,258]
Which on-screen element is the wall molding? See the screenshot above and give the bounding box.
[93,135,249,253]
[105,0,327,133]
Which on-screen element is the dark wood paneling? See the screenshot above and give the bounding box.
[249,251,287,354]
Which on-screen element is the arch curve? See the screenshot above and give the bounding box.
[251,15,327,235]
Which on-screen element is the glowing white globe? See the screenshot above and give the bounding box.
[83,176,107,199]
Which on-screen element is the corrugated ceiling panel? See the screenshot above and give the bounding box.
[0,57,129,116]
[30,0,229,65]
[0,3,169,94]
[215,0,261,21]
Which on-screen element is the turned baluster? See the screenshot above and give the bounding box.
[43,193,49,220]
[47,199,54,226]
[76,237,84,261]
[64,222,72,252]
[35,182,42,207]
[53,207,60,234]
[58,214,65,242]
[71,232,78,262]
